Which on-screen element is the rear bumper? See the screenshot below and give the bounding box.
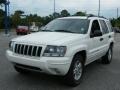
[6,50,71,75]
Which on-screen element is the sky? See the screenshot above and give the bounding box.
[9,0,120,18]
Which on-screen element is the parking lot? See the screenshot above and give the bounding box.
[0,32,120,90]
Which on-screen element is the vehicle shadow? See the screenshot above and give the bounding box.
[12,60,104,89]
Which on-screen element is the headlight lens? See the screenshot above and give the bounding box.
[9,41,14,51]
[43,45,67,57]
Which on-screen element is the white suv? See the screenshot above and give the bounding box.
[6,16,114,86]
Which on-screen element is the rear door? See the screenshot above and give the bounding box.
[106,21,114,38]
[99,19,110,54]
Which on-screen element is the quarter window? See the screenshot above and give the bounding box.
[106,21,113,32]
[100,20,109,34]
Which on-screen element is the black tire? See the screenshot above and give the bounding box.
[102,46,113,64]
[64,54,84,86]
[17,32,19,35]
[14,66,30,74]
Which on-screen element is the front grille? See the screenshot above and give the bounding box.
[14,44,42,57]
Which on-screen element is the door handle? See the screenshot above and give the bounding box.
[109,35,111,38]
[100,38,104,41]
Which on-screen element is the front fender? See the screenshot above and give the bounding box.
[66,45,88,60]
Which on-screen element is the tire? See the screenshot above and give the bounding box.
[14,65,30,74]
[102,46,113,64]
[17,32,19,35]
[64,54,84,86]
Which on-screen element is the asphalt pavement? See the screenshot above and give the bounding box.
[0,32,120,90]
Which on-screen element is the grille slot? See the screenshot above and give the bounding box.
[37,47,42,57]
[32,46,37,56]
[14,44,42,57]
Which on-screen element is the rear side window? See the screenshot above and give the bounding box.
[100,20,109,34]
[106,21,113,32]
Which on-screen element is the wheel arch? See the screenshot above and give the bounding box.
[110,42,114,48]
[73,50,87,65]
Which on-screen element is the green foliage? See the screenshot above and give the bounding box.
[53,12,61,18]
[0,0,6,4]
[74,11,86,16]
[0,0,6,6]
[11,10,24,28]
[111,17,120,28]
[0,9,4,28]
[60,10,70,17]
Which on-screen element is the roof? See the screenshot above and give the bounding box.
[58,16,109,21]
[58,16,88,19]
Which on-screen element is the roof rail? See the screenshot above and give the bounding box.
[98,16,108,20]
[87,14,108,20]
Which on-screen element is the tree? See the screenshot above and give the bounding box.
[74,11,86,16]
[0,0,6,29]
[60,10,70,17]
[111,17,120,28]
[0,0,6,6]
[11,10,24,27]
[0,9,4,28]
[0,0,6,4]
[53,12,60,18]
[14,10,24,15]
[0,9,4,15]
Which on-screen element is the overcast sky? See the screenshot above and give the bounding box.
[9,0,120,18]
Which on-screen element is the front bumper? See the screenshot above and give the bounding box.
[6,50,71,75]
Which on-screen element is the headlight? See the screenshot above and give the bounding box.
[43,45,67,57]
[9,41,14,51]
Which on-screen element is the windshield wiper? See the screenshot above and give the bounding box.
[54,30,75,33]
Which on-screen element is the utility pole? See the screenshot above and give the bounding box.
[53,0,56,18]
[117,8,119,19]
[98,0,100,16]
[4,0,10,36]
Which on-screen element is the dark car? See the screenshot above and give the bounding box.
[16,26,29,35]
[113,27,120,33]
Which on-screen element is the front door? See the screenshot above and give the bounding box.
[87,20,104,64]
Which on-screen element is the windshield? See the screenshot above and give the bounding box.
[42,19,90,34]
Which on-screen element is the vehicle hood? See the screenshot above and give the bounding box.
[12,32,85,45]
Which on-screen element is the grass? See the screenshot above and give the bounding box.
[0,29,16,32]
[0,29,2,32]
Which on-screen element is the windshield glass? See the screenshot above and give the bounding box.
[42,19,90,34]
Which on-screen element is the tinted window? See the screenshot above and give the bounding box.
[43,19,90,34]
[100,20,109,34]
[90,20,101,36]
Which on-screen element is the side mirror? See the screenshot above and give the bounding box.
[90,30,102,38]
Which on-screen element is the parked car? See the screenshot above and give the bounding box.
[16,26,29,35]
[30,22,39,32]
[30,26,39,32]
[37,26,45,32]
[113,27,120,33]
[6,16,114,86]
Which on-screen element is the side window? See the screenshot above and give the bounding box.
[106,21,113,32]
[90,20,101,37]
[100,20,109,34]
